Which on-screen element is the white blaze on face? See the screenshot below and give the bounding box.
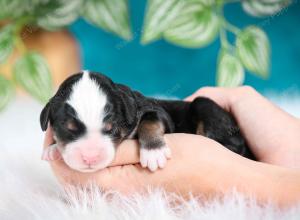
[67,71,106,131]
[62,71,115,172]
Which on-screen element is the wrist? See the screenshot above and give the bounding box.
[254,163,300,207]
[223,159,300,207]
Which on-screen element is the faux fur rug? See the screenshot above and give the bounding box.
[0,93,299,220]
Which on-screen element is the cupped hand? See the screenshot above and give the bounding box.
[43,125,257,197]
[186,86,300,168]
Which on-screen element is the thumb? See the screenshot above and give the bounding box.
[185,87,233,111]
[184,87,218,102]
[43,124,55,148]
[109,139,140,166]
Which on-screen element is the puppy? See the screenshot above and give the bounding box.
[40,71,254,172]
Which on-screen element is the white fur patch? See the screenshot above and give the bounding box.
[67,70,107,131]
[140,146,171,172]
[63,71,115,172]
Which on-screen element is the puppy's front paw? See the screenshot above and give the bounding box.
[140,146,171,172]
[42,144,61,161]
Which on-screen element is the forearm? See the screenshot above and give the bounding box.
[229,87,300,168]
[192,156,300,207]
[239,161,300,206]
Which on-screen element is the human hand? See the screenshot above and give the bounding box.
[43,121,300,207]
[43,125,257,197]
[186,86,300,168]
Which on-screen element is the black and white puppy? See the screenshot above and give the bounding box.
[40,71,254,172]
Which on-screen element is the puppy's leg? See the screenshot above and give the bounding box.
[189,97,255,159]
[137,112,171,172]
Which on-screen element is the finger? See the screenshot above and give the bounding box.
[184,87,216,101]
[50,134,194,193]
[42,144,62,161]
[43,124,55,148]
[184,87,232,111]
[42,124,62,161]
[109,139,140,167]
[49,155,149,194]
[184,94,198,102]
[103,134,213,193]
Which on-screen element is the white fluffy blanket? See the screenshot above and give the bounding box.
[0,94,299,220]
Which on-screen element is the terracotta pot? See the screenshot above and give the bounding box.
[0,27,81,94]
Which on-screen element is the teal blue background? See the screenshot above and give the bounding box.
[69,1,300,98]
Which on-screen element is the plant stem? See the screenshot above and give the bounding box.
[223,19,241,35]
[217,0,235,51]
[15,35,27,55]
[224,0,241,4]
[14,22,27,55]
[220,27,229,49]
[14,16,35,55]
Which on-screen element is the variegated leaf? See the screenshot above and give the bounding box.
[236,26,270,78]
[141,0,184,44]
[0,25,14,63]
[37,0,82,30]
[0,75,14,111]
[13,52,53,103]
[242,0,291,17]
[0,0,18,19]
[82,0,132,40]
[217,50,245,87]
[0,0,30,19]
[164,0,219,48]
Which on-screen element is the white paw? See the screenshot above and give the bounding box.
[41,144,61,161]
[140,146,171,172]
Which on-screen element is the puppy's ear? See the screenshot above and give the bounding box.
[122,99,136,125]
[40,102,52,131]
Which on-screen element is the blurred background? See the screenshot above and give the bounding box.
[0,0,299,149]
[70,1,300,98]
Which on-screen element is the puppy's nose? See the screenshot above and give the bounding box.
[82,154,101,166]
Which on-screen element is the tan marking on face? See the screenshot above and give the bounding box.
[66,120,77,131]
[103,123,113,132]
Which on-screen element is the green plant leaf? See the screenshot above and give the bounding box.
[13,52,53,103]
[236,26,270,78]
[36,0,82,30]
[0,0,30,19]
[82,0,132,40]
[0,25,15,63]
[242,0,291,17]
[0,75,14,111]
[163,0,219,48]
[217,50,244,87]
[141,0,184,44]
[0,0,18,19]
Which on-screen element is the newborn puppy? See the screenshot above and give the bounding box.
[40,71,254,172]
